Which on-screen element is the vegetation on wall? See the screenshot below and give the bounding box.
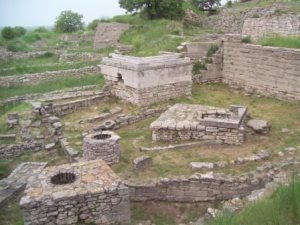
[258,35,300,49]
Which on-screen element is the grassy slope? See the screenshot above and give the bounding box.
[258,35,300,49]
[207,179,300,225]
[0,74,105,100]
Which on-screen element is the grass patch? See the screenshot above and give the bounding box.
[0,195,23,225]
[0,74,105,100]
[114,15,183,56]
[207,178,300,225]
[258,35,300,49]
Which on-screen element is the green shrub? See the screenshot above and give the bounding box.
[252,13,260,18]
[226,0,233,8]
[119,0,185,20]
[13,26,26,37]
[1,27,15,40]
[6,40,29,52]
[87,19,101,30]
[192,0,221,12]
[241,36,251,43]
[192,61,207,75]
[205,57,213,64]
[39,51,54,58]
[55,10,84,33]
[23,32,41,43]
[207,44,219,57]
[34,26,49,32]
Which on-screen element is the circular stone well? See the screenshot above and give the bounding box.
[83,131,121,165]
[51,172,76,185]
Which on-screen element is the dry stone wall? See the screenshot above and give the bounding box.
[94,23,130,49]
[0,141,44,159]
[242,15,300,40]
[0,66,100,88]
[127,172,272,203]
[222,42,300,101]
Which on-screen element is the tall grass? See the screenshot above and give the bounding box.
[112,14,183,56]
[0,74,105,100]
[258,35,300,49]
[207,179,300,225]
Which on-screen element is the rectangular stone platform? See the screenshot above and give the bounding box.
[100,53,192,105]
[20,159,130,225]
[150,104,247,145]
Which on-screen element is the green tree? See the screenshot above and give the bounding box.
[1,27,15,40]
[13,26,27,37]
[192,0,221,11]
[54,10,84,33]
[119,0,185,20]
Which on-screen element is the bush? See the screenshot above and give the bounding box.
[87,19,101,30]
[192,61,207,75]
[241,36,251,43]
[39,52,54,58]
[55,10,84,33]
[13,26,26,37]
[34,26,49,33]
[6,40,29,52]
[119,0,185,20]
[23,32,41,43]
[1,27,15,40]
[207,44,219,57]
[226,0,233,8]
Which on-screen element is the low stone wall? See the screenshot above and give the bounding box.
[127,172,272,203]
[59,52,102,63]
[0,141,44,159]
[242,14,300,40]
[0,85,99,107]
[0,162,47,209]
[43,92,110,116]
[223,41,300,101]
[0,66,100,88]
[0,47,57,61]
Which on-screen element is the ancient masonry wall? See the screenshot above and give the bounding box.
[222,42,300,101]
[43,91,110,116]
[108,80,192,106]
[127,172,272,203]
[152,126,244,145]
[0,66,100,88]
[0,141,44,160]
[20,160,131,225]
[242,15,300,40]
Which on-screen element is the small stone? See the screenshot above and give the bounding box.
[45,143,55,150]
[190,162,214,170]
[247,119,271,134]
[133,156,152,171]
[278,151,284,157]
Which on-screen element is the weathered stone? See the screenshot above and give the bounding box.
[20,160,131,225]
[133,156,152,172]
[190,162,214,170]
[83,131,120,165]
[247,120,271,134]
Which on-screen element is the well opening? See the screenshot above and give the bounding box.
[51,172,76,185]
[93,134,111,140]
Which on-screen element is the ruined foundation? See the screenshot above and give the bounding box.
[83,131,121,165]
[150,104,247,145]
[100,53,192,105]
[20,160,131,225]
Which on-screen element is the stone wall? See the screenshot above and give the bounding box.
[20,160,131,225]
[59,52,102,63]
[0,162,47,209]
[0,141,44,159]
[0,47,57,61]
[242,15,300,40]
[193,50,223,84]
[108,81,192,106]
[94,23,130,49]
[222,41,300,101]
[43,91,110,116]
[0,66,100,88]
[127,172,272,203]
